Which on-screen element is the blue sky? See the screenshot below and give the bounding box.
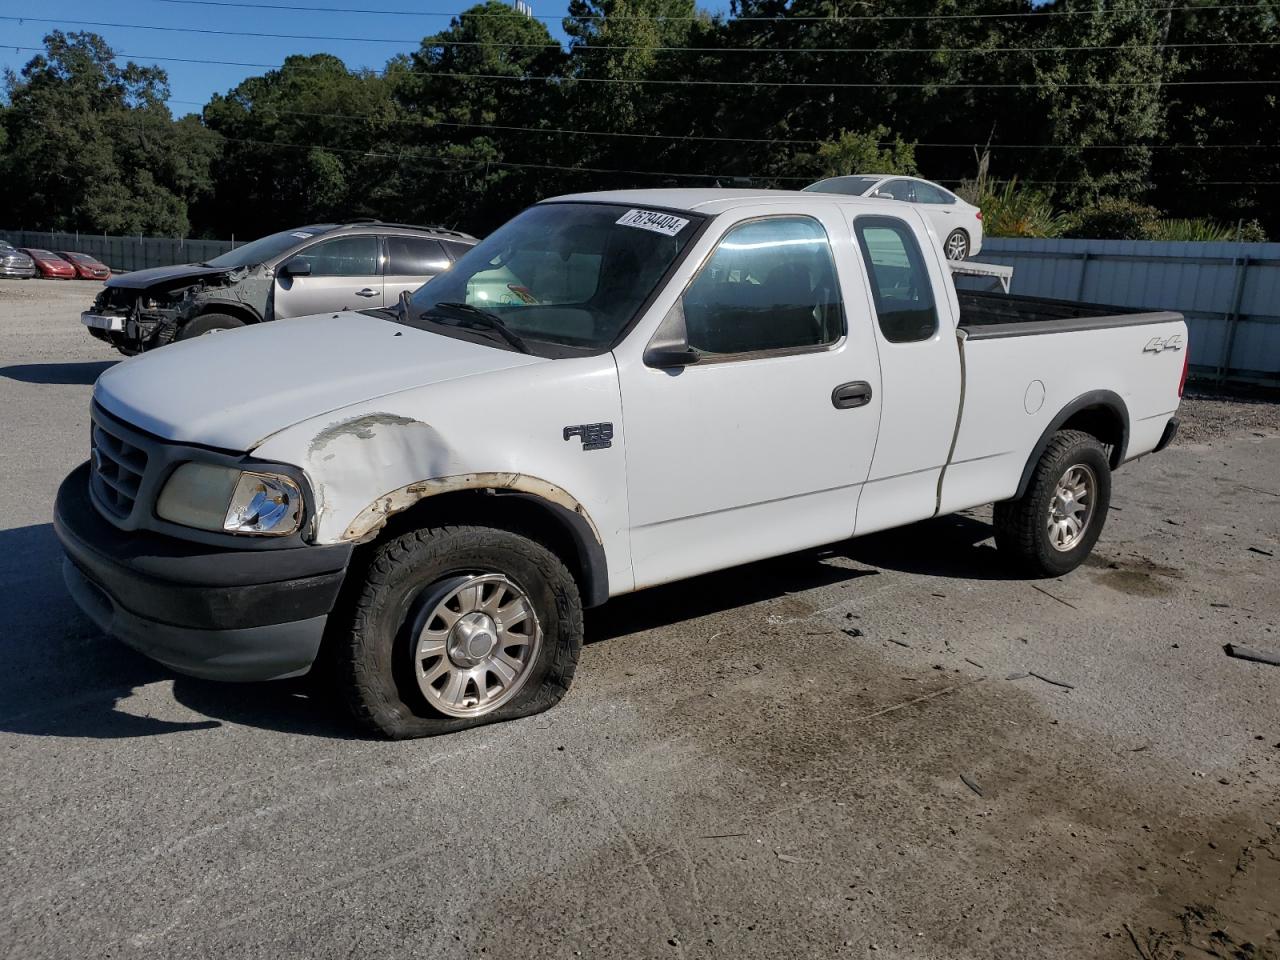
[0,0,602,117]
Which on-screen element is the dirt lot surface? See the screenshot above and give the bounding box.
[2,278,1278,960]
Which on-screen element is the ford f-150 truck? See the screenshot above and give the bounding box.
[54,189,1187,739]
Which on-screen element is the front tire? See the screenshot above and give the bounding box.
[944,229,970,261]
[177,312,245,339]
[334,525,583,739]
[993,430,1112,577]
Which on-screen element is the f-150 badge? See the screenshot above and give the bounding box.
[1143,334,1184,354]
[563,423,614,451]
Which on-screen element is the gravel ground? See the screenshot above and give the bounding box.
[1178,388,1280,445]
[1,278,1278,960]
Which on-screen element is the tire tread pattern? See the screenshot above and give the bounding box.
[333,524,582,739]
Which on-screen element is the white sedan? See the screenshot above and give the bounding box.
[803,174,984,260]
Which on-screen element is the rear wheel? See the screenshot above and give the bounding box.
[993,430,1112,576]
[334,524,583,739]
[944,229,970,261]
[178,312,244,339]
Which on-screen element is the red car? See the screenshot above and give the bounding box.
[58,251,112,280]
[22,249,77,280]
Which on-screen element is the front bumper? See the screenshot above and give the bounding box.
[54,463,353,681]
[0,262,36,278]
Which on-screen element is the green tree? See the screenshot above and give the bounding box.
[1025,0,1169,204]
[391,1,568,230]
[0,32,215,235]
[200,53,404,235]
[800,127,919,179]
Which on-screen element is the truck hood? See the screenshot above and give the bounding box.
[94,312,545,451]
[106,263,239,290]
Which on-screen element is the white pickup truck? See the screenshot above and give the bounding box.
[54,189,1187,738]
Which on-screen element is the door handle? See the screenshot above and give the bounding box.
[832,381,873,409]
[356,288,379,297]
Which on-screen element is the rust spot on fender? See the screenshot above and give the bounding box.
[342,472,603,544]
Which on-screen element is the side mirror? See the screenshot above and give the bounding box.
[282,258,311,277]
[643,345,701,368]
[643,300,700,368]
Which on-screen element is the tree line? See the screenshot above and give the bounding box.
[1,0,1276,241]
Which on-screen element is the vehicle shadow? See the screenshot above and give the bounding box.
[0,360,116,385]
[3,511,1011,739]
[841,512,1018,581]
[0,521,360,741]
[588,512,1010,642]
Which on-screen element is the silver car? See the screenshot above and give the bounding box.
[82,221,478,354]
[0,241,37,279]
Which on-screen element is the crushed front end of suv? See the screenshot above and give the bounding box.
[81,221,477,354]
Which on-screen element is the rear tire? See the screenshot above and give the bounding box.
[178,312,244,339]
[334,524,583,739]
[944,229,970,261]
[993,429,1112,577]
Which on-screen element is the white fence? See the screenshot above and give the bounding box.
[967,238,1280,386]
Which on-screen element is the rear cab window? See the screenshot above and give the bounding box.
[854,216,939,344]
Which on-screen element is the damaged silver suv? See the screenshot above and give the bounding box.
[81,221,477,354]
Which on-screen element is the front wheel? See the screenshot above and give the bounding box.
[177,312,245,339]
[944,229,970,261]
[993,430,1112,577]
[334,525,583,739]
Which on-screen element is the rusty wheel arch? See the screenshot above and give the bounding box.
[344,476,609,608]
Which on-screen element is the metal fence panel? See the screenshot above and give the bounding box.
[963,238,1280,385]
[0,229,235,273]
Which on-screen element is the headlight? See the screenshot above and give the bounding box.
[156,463,303,536]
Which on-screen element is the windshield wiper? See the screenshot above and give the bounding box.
[427,301,532,354]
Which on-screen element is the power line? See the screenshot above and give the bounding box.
[163,131,1280,186]
[10,15,1279,55]
[7,15,1279,54]
[167,100,1280,152]
[138,0,1279,25]
[8,43,1275,90]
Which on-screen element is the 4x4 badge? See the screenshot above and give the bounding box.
[563,423,613,451]
[1143,334,1184,354]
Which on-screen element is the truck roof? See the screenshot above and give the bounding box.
[544,188,895,216]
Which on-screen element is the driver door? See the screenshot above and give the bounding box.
[273,234,384,319]
[617,210,883,589]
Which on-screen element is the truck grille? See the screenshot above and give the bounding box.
[90,418,150,519]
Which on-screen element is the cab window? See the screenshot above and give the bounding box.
[854,217,939,344]
[681,216,843,356]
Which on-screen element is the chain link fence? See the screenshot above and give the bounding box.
[0,230,235,273]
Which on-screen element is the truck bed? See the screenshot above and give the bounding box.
[957,291,1178,339]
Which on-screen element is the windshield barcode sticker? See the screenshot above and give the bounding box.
[616,209,690,236]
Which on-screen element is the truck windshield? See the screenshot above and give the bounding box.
[202,226,337,270]
[407,202,704,354]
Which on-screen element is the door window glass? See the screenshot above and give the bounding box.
[386,236,450,275]
[875,180,915,201]
[441,240,475,261]
[681,217,843,356]
[913,182,955,205]
[854,217,939,343]
[292,236,379,277]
